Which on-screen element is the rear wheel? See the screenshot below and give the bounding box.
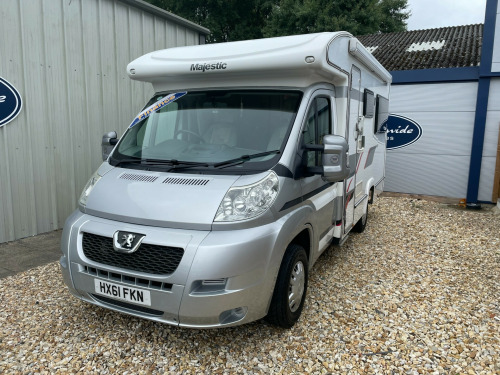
[267,244,308,328]
[353,200,368,233]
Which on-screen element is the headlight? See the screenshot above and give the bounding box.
[214,172,279,222]
[78,171,102,207]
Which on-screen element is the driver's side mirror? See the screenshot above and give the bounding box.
[306,135,349,182]
[322,135,350,182]
[102,131,118,161]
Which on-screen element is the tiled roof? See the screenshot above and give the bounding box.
[357,24,483,71]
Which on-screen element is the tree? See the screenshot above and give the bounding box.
[145,0,409,43]
[146,0,275,43]
[263,0,409,37]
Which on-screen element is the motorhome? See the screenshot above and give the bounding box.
[60,32,391,328]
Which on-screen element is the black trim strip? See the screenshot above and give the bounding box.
[272,164,294,178]
[354,194,368,208]
[92,295,164,316]
[280,182,333,212]
[375,177,384,188]
[280,197,303,212]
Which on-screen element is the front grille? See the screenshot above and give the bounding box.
[82,266,173,291]
[82,232,184,275]
[92,294,164,316]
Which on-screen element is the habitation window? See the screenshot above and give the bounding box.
[375,95,389,133]
[363,90,375,119]
[303,97,331,167]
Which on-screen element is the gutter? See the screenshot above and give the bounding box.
[118,0,210,36]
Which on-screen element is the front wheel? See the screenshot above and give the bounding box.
[266,244,308,328]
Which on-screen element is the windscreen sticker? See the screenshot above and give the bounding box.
[129,91,187,128]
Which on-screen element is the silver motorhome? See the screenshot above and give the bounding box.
[60,32,391,328]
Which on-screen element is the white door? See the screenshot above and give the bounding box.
[344,66,361,232]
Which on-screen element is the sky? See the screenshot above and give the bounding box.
[406,0,487,30]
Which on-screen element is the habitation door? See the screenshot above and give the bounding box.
[344,66,361,232]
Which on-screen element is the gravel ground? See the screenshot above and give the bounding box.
[1,197,499,374]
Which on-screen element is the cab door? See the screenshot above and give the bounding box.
[300,90,337,251]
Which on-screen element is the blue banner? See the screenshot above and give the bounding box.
[386,114,422,150]
[129,91,187,128]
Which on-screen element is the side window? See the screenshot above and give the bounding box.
[316,98,330,144]
[375,95,389,133]
[303,97,331,167]
[363,90,375,119]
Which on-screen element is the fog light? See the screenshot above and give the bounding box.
[219,306,248,325]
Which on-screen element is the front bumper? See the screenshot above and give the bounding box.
[60,210,281,328]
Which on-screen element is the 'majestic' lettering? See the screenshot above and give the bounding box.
[190,62,227,72]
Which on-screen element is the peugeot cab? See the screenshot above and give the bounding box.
[60,32,391,328]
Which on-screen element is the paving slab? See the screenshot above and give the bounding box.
[0,230,62,279]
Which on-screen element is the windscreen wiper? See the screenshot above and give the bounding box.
[165,160,210,172]
[113,158,208,169]
[214,150,280,169]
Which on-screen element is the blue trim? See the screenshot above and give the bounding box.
[466,77,491,203]
[466,0,498,204]
[391,67,479,84]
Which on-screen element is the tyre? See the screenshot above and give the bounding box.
[352,200,368,233]
[266,244,308,328]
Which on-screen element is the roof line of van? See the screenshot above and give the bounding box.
[118,0,210,35]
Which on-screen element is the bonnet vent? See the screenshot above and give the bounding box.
[119,173,158,182]
[162,177,210,186]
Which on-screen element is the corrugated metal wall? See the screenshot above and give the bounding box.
[0,0,206,243]
[387,81,499,202]
[387,82,479,199]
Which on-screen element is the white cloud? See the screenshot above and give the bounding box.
[406,0,487,30]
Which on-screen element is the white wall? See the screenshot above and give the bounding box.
[0,0,204,243]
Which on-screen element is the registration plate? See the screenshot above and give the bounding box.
[94,279,151,306]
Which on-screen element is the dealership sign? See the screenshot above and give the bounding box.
[0,77,23,127]
[385,114,422,150]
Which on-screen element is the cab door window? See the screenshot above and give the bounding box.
[303,97,331,167]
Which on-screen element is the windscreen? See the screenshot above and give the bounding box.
[110,90,302,173]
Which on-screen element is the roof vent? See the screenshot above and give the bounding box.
[162,177,210,186]
[406,40,445,52]
[119,173,158,182]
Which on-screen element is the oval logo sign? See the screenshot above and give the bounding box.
[385,114,422,150]
[0,77,23,128]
